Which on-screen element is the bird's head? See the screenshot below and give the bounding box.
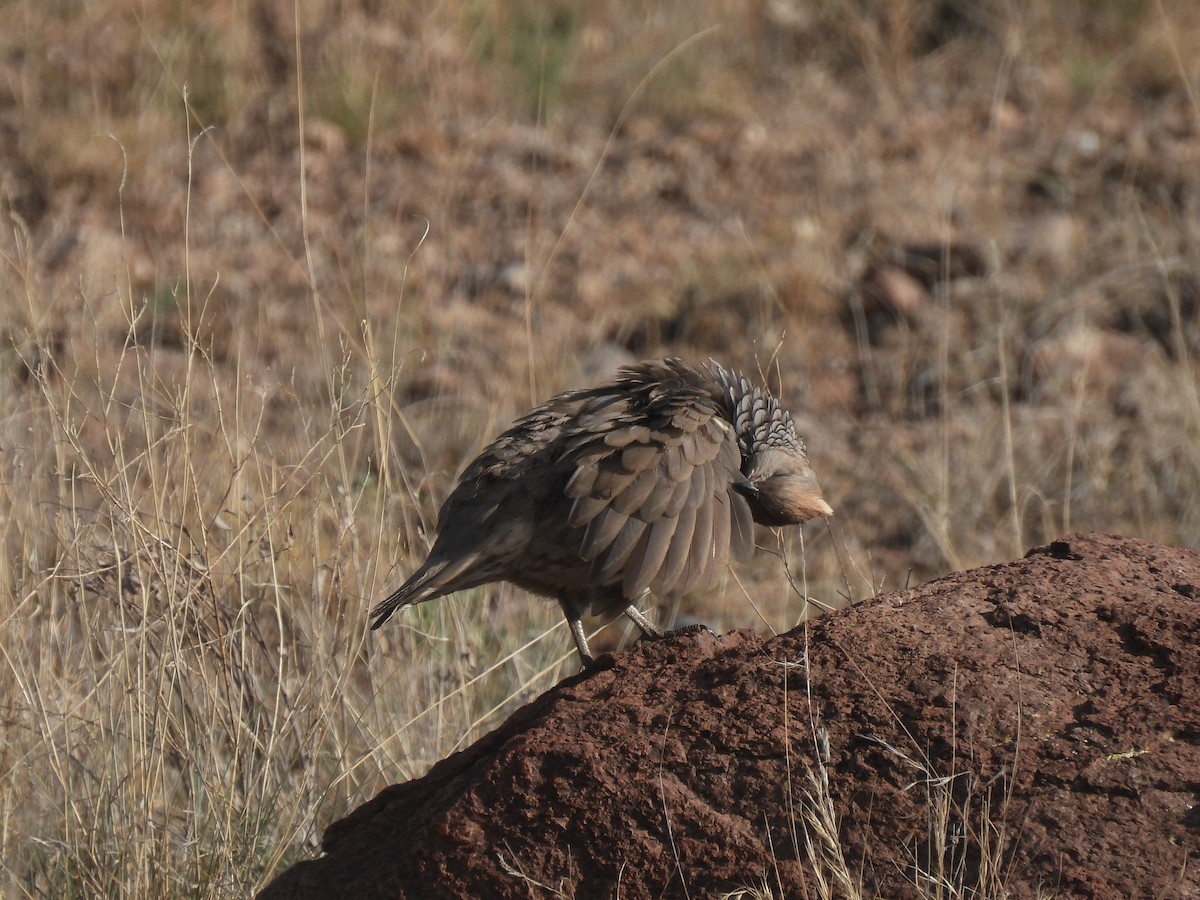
[708,360,833,527]
[735,446,832,526]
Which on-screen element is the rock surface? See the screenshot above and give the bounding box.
[260,533,1200,899]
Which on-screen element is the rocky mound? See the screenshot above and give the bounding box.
[260,533,1200,898]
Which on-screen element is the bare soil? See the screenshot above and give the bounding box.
[259,532,1200,899]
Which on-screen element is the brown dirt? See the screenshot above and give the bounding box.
[258,532,1200,899]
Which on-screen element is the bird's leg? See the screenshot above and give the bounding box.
[622,604,665,640]
[567,614,596,669]
[626,603,716,643]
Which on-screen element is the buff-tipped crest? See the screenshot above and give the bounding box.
[707,359,804,455]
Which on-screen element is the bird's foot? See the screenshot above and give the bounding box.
[662,622,717,640]
[632,622,717,648]
[578,652,617,674]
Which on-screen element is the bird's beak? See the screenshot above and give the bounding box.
[734,478,759,497]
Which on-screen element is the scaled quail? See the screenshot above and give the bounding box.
[371,357,832,667]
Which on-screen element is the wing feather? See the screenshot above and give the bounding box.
[685,487,715,591]
[620,442,659,473]
[730,492,755,562]
[663,442,688,482]
[664,478,693,517]
[688,460,707,509]
[655,503,696,595]
[624,515,676,597]
[602,423,649,448]
[568,493,609,528]
[598,517,648,582]
[679,431,705,467]
[611,467,662,516]
[636,477,678,521]
[710,492,732,587]
[564,463,597,500]
[581,508,629,560]
[558,378,749,600]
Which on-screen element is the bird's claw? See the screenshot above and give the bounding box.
[663,622,717,640]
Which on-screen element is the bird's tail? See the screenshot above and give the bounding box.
[369,553,481,630]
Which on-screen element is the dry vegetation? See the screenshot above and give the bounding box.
[1,0,1198,895]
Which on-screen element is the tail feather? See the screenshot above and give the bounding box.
[370,553,483,629]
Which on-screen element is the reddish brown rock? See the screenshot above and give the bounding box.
[260,533,1200,899]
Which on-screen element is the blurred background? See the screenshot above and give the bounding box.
[1,0,1198,893]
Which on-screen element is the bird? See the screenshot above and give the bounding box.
[371,357,832,667]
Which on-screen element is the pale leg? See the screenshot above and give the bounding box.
[622,604,664,639]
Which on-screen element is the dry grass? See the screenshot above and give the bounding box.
[1,0,1199,894]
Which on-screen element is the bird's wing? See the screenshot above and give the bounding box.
[560,390,755,601]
